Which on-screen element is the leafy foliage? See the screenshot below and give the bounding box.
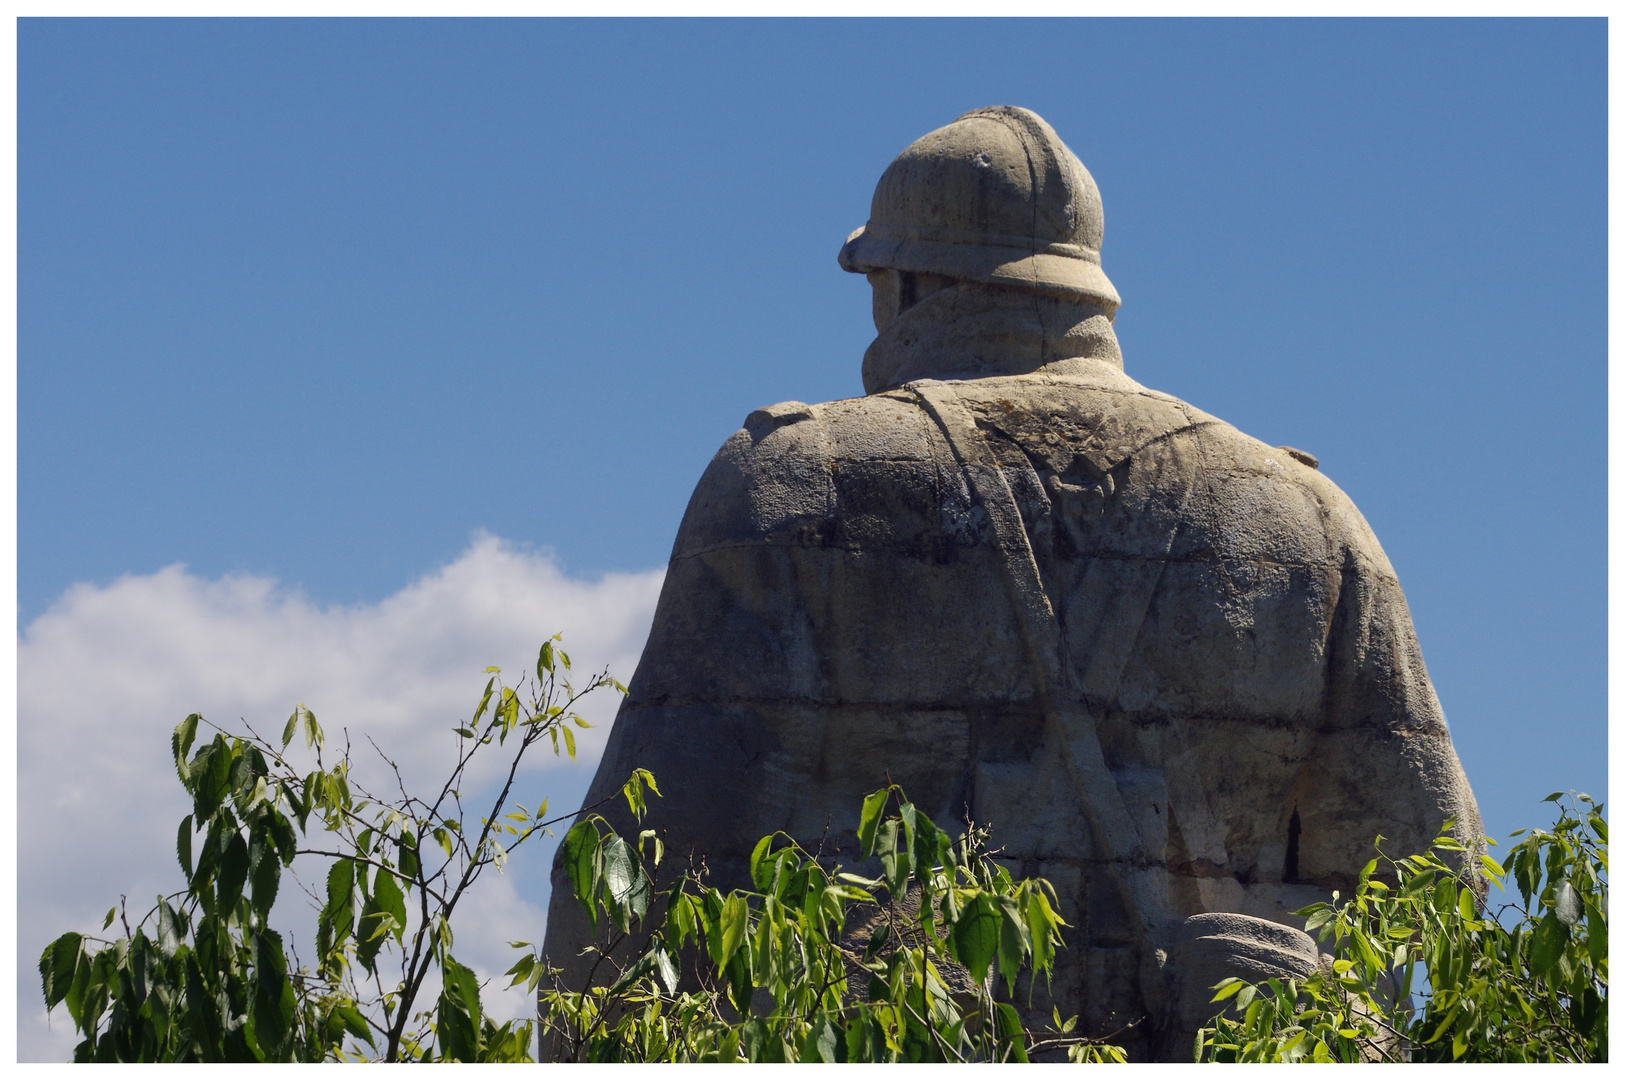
[40,636,627,1061]
[45,629,1603,1066]
[525,784,1126,1062]
[1198,793,1608,1063]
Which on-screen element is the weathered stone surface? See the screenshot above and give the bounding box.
[541,106,1479,1060]
[1156,913,1324,1060]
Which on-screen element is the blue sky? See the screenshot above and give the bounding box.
[16,18,1606,1024]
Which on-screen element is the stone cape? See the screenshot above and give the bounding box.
[541,310,1479,1055]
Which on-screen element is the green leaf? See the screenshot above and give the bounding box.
[1025,888,1064,975]
[398,833,420,880]
[1553,879,1582,926]
[323,857,357,941]
[301,706,323,749]
[1570,984,1603,1037]
[282,708,298,749]
[1528,912,1569,978]
[952,891,1001,984]
[803,1011,840,1063]
[1433,873,1458,915]
[505,952,537,987]
[724,945,753,1018]
[718,891,749,969]
[782,863,810,910]
[1352,927,1384,977]
[179,949,222,1051]
[594,832,651,936]
[655,947,680,994]
[537,641,554,676]
[173,714,200,782]
[251,927,295,1060]
[608,949,659,995]
[911,812,946,878]
[749,834,775,892]
[1585,900,1606,965]
[620,768,661,819]
[857,788,889,857]
[877,819,912,896]
[471,677,496,727]
[598,831,633,921]
[217,831,250,915]
[993,1002,1030,1063]
[700,890,726,967]
[177,815,194,880]
[1514,847,1540,906]
[156,898,184,953]
[437,955,483,1061]
[565,821,604,922]
[446,954,483,1023]
[639,828,664,868]
[40,933,82,1010]
[669,892,698,948]
[336,1003,375,1048]
[742,1016,771,1063]
[265,809,298,866]
[863,919,891,960]
[374,868,408,944]
[898,799,918,856]
[1457,885,1476,922]
[355,890,392,975]
[195,737,233,819]
[996,894,1029,992]
[249,834,280,919]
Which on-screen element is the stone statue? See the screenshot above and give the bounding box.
[542,106,1481,1059]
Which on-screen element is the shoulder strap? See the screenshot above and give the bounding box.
[909,378,1166,940]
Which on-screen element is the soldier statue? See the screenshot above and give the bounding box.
[543,105,1480,1059]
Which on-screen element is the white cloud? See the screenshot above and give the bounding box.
[16,534,663,1061]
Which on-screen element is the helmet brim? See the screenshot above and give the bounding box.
[840,224,1121,311]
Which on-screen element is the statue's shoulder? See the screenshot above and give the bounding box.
[1137,388,1394,573]
[975,369,1390,571]
[676,392,931,554]
[746,391,925,433]
[731,391,937,463]
[741,399,816,437]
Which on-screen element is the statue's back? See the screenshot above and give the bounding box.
[542,107,1478,1059]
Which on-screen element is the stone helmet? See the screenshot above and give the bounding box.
[839,105,1120,311]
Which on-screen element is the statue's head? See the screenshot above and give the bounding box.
[839,106,1120,332]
